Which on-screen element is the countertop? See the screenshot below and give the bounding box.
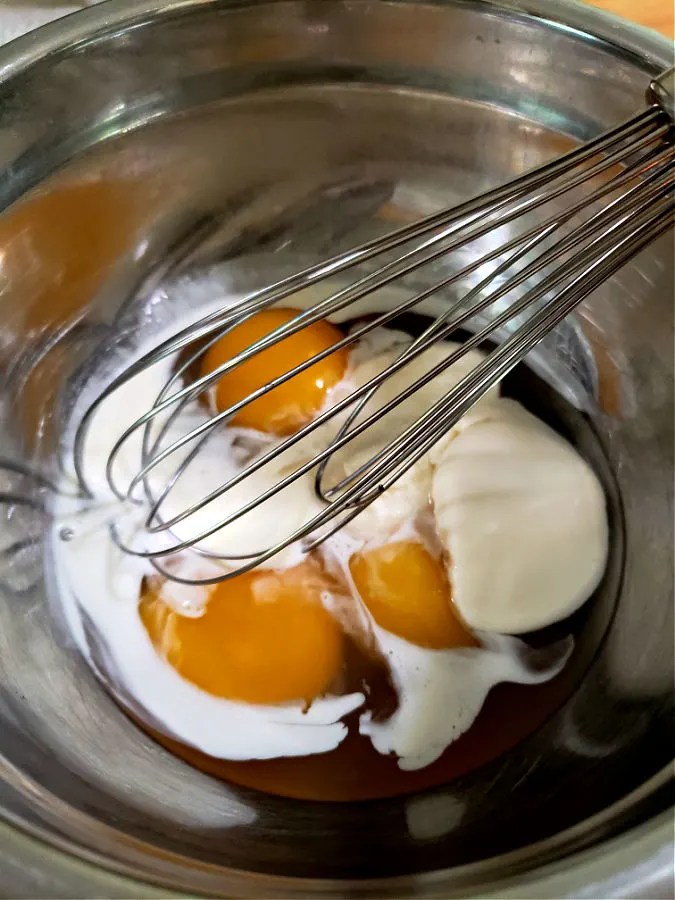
[586,0,674,37]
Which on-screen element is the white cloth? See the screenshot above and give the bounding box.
[0,3,88,45]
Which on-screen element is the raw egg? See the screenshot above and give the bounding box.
[201,307,348,435]
[139,559,344,705]
[349,540,477,649]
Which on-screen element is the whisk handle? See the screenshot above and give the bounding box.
[648,66,675,122]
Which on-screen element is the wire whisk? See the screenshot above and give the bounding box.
[73,67,675,585]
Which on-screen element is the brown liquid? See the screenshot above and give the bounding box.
[134,664,577,801]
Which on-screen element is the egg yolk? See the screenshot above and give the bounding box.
[201,307,348,435]
[349,541,477,650]
[139,560,344,705]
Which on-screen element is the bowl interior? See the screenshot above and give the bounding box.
[0,0,672,895]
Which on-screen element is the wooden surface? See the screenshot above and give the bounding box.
[585,0,674,38]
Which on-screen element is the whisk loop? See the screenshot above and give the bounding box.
[72,68,675,585]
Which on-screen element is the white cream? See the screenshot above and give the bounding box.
[53,325,366,762]
[322,341,499,545]
[430,398,609,633]
[54,516,364,760]
[325,530,567,773]
[359,627,571,771]
[69,351,323,572]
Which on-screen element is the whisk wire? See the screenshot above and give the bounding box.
[136,199,673,586]
[115,116,672,504]
[83,109,667,484]
[72,71,674,585]
[133,182,671,560]
[317,143,674,498]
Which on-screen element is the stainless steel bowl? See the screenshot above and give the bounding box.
[0,0,672,896]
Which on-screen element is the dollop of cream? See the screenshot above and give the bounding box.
[430,398,609,633]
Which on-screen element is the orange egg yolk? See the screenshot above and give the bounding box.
[139,560,344,705]
[349,541,477,650]
[201,307,348,435]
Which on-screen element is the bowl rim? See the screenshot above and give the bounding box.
[0,0,672,896]
[1,762,672,897]
[0,0,672,85]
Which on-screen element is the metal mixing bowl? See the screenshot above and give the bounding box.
[0,0,672,896]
